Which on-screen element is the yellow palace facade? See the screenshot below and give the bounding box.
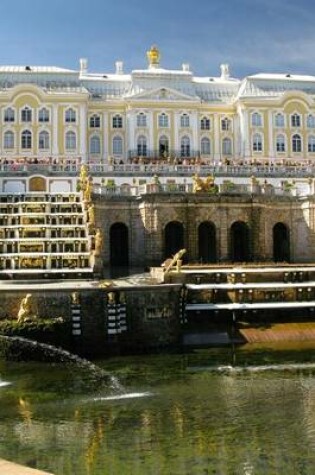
[0,45,315,167]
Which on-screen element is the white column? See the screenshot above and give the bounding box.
[191,111,198,155]
[240,108,250,158]
[103,111,108,161]
[174,112,180,153]
[268,110,274,158]
[79,104,87,163]
[127,111,136,152]
[52,104,59,157]
[214,114,220,160]
[148,111,154,154]
[233,115,240,159]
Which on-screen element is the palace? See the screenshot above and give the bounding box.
[0,46,315,275]
[0,45,314,194]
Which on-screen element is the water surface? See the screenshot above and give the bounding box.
[1,344,315,474]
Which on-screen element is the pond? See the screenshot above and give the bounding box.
[1,342,315,474]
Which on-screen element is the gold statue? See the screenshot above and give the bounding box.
[80,164,88,184]
[84,178,92,202]
[192,174,217,193]
[17,294,35,323]
[94,229,103,256]
[88,204,95,226]
[147,45,160,67]
[71,292,80,305]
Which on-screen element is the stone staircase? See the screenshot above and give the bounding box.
[0,192,94,279]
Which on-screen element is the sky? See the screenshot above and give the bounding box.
[1,0,315,78]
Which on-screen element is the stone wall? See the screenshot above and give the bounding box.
[94,193,315,268]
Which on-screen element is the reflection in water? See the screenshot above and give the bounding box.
[1,348,315,473]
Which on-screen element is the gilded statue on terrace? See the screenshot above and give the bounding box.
[192,174,217,193]
[17,294,36,323]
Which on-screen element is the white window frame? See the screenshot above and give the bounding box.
[65,130,76,150]
[38,130,50,150]
[180,113,190,128]
[112,114,123,129]
[65,108,76,123]
[21,129,32,149]
[90,135,101,154]
[3,130,14,149]
[276,134,286,152]
[251,112,262,127]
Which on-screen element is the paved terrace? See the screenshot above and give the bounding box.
[0,458,53,474]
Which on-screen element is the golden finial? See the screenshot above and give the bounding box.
[147,45,160,68]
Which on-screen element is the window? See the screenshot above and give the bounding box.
[90,135,101,154]
[180,136,190,157]
[307,114,315,128]
[38,131,50,150]
[251,112,262,127]
[200,116,210,130]
[158,113,169,127]
[159,135,169,156]
[180,114,190,128]
[65,131,76,150]
[65,108,76,123]
[4,107,14,122]
[291,113,301,127]
[292,133,302,152]
[221,117,231,131]
[4,131,14,149]
[112,114,123,128]
[21,130,32,149]
[275,113,285,127]
[90,114,100,128]
[201,137,211,155]
[137,135,147,156]
[276,134,285,152]
[252,133,263,152]
[308,136,315,152]
[38,108,49,123]
[137,113,147,127]
[113,136,123,155]
[222,137,232,155]
[21,107,32,122]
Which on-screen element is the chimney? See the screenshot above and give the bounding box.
[182,63,190,72]
[220,63,230,80]
[80,58,88,74]
[115,61,124,75]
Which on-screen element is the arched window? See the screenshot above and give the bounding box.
[251,112,262,127]
[291,113,301,127]
[21,130,32,149]
[89,114,100,128]
[38,131,50,150]
[180,136,190,157]
[200,116,210,130]
[112,114,123,128]
[158,113,169,127]
[307,114,315,128]
[230,221,251,262]
[198,221,216,263]
[292,133,302,152]
[65,108,76,123]
[252,133,263,152]
[65,131,76,150]
[180,113,190,127]
[90,135,101,154]
[137,112,147,127]
[164,221,184,259]
[110,223,129,266]
[308,135,315,152]
[275,113,285,127]
[4,131,14,149]
[38,107,49,123]
[113,136,123,155]
[21,106,32,122]
[276,134,285,152]
[222,137,232,155]
[159,135,169,156]
[4,107,15,122]
[221,117,231,131]
[137,135,147,156]
[273,223,290,262]
[201,137,211,155]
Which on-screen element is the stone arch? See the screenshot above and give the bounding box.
[164,221,184,259]
[198,221,216,263]
[273,222,290,262]
[29,176,46,192]
[110,222,129,266]
[230,221,251,262]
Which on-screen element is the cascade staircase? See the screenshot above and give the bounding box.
[0,192,94,279]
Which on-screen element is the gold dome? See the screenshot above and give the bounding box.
[147,45,160,67]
